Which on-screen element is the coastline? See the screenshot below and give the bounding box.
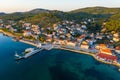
[1,31,120,69]
[18,39,120,69]
[58,47,120,68]
[19,39,38,47]
[0,29,15,37]
[0,29,37,47]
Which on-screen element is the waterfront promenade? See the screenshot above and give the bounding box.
[58,47,120,68]
[1,30,120,69]
[19,39,38,47]
[17,38,120,69]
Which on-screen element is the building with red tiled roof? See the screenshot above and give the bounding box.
[23,30,32,36]
[97,53,117,61]
[100,48,112,55]
[115,46,120,50]
[99,44,107,49]
[97,46,118,62]
[95,44,107,50]
[115,46,120,54]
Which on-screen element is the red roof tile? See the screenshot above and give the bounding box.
[100,48,112,55]
[115,46,120,50]
[97,53,117,61]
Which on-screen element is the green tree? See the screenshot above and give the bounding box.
[105,13,120,32]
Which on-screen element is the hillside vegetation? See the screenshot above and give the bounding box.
[24,12,61,27]
[70,7,120,14]
[105,13,120,32]
[0,7,120,32]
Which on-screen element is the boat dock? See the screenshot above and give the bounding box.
[15,43,53,60]
[23,48,44,58]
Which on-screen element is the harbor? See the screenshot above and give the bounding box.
[15,38,120,69]
[1,1,120,79]
[15,42,53,60]
[1,33,120,80]
[1,29,120,69]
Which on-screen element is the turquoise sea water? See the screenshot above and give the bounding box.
[0,33,120,80]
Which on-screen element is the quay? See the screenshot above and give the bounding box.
[58,47,120,68]
[23,48,44,58]
[15,42,53,60]
[1,31,120,70]
[16,39,120,68]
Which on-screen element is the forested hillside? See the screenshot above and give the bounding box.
[105,13,120,32]
[70,6,120,14]
[0,7,120,32]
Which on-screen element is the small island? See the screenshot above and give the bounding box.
[0,7,120,70]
